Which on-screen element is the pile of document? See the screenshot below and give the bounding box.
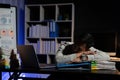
[96,61,116,70]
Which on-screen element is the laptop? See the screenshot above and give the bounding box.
[17,45,56,69]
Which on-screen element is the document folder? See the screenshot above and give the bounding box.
[56,61,91,70]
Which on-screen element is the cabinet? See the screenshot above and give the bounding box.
[25,3,75,64]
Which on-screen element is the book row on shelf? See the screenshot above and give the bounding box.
[28,21,59,38]
[29,40,55,54]
[28,40,67,55]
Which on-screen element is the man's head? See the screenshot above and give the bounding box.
[62,44,82,55]
[74,33,94,50]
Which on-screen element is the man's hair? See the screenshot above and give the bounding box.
[74,33,94,49]
[62,44,81,55]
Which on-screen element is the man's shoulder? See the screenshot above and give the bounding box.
[59,42,74,50]
[65,42,74,45]
[57,42,74,52]
[89,47,97,51]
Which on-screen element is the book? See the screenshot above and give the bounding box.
[56,61,91,69]
[49,21,59,37]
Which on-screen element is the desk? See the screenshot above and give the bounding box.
[1,68,120,80]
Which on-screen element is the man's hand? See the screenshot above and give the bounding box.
[72,57,81,62]
[83,51,96,55]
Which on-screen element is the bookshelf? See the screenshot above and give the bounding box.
[25,3,75,64]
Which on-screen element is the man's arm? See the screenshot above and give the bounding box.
[88,47,110,61]
[55,42,78,63]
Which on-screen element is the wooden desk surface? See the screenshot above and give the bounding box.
[1,68,120,80]
[109,52,116,56]
[110,57,120,62]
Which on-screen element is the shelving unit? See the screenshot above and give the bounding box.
[25,3,75,64]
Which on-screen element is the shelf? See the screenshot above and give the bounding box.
[25,3,74,64]
[42,5,56,21]
[57,5,72,21]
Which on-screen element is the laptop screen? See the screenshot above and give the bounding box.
[17,45,40,69]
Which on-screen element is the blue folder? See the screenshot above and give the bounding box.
[56,61,91,70]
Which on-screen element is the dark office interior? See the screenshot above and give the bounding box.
[25,0,118,52]
[1,0,120,80]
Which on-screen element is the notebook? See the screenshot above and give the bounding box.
[17,45,56,69]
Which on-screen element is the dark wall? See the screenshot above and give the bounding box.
[25,0,118,52]
[75,1,112,33]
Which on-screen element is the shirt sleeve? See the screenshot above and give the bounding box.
[55,42,77,63]
[88,47,110,61]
